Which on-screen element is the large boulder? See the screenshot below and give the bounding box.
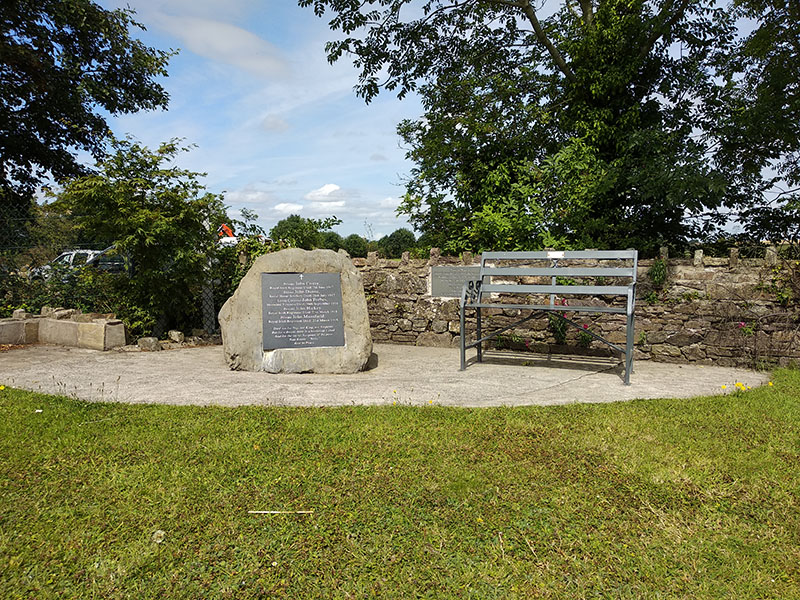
[218,248,373,373]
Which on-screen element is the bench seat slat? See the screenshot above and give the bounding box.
[482,267,635,277]
[464,303,628,314]
[479,284,632,296]
[482,250,637,260]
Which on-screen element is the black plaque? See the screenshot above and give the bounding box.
[430,266,482,298]
[262,273,345,350]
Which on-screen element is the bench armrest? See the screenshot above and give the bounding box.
[460,279,482,306]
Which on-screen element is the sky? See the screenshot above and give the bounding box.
[98,0,423,240]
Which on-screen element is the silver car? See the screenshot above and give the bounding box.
[29,249,103,281]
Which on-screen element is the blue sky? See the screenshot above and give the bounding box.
[98,0,422,240]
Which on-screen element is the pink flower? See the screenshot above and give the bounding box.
[583,323,589,329]
[737,321,746,328]
[563,313,568,318]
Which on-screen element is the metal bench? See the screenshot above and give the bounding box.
[459,250,638,384]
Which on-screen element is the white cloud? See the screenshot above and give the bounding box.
[304,183,341,201]
[274,202,303,214]
[261,114,290,133]
[310,200,346,210]
[153,14,288,79]
[225,187,274,206]
[379,196,401,209]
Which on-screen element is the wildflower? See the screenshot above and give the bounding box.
[428,400,433,404]
[582,323,589,330]
[737,321,746,328]
[476,517,484,523]
[0,385,5,391]
[768,382,773,387]
[721,385,727,390]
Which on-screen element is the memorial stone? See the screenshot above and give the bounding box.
[218,248,373,373]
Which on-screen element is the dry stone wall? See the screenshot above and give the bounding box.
[353,249,800,369]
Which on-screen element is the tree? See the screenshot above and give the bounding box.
[377,228,417,258]
[300,0,797,252]
[716,0,800,242]
[321,230,344,251]
[55,138,227,333]
[1,0,171,204]
[269,215,342,250]
[341,233,368,258]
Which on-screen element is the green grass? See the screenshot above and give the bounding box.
[1,372,799,599]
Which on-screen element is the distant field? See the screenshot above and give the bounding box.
[1,371,799,599]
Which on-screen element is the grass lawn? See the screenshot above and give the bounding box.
[1,371,799,599]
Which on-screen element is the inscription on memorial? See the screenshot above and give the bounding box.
[261,273,345,349]
[430,266,482,298]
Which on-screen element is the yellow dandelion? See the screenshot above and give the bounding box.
[0,385,5,391]
[476,517,484,523]
[392,401,396,405]
[721,385,727,390]
[428,400,433,404]
[768,382,774,387]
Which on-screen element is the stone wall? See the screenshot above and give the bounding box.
[0,307,126,350]
[353,249,800,368]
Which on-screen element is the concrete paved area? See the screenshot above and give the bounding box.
[0,343,770,407]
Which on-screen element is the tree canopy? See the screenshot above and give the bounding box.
[270,215,342,250]
[55,138,226,331]
[0,0,172,201]
[300,0,800,252]
[378,228,417,258]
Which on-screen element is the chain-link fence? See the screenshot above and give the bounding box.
[1,200,222,335]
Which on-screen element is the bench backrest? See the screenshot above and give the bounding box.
[478,250,638,300]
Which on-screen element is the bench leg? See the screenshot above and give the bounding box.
[476,307,482,363]
[624,311,634,385]
[459,304,466,371]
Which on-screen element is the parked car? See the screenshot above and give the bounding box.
[85,246,128,274]
[29,249,103,281]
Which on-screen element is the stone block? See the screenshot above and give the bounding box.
[392,333,417,343]
[682,344,706,361]
[168,330,185,343]
[218,248,373,374]
[411,318,428,332]
[78,322,107,351]
[12,309,30,320]
[431,319,448,334]
[650,344,682,358]
[39,319,78,347]
[416,331,452,347]
[665,332,703,346]
[137,337,162,351]
[105,321,126,349]
[0,319,26,344]
[53,309,77,320]
[24,320,39,343]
